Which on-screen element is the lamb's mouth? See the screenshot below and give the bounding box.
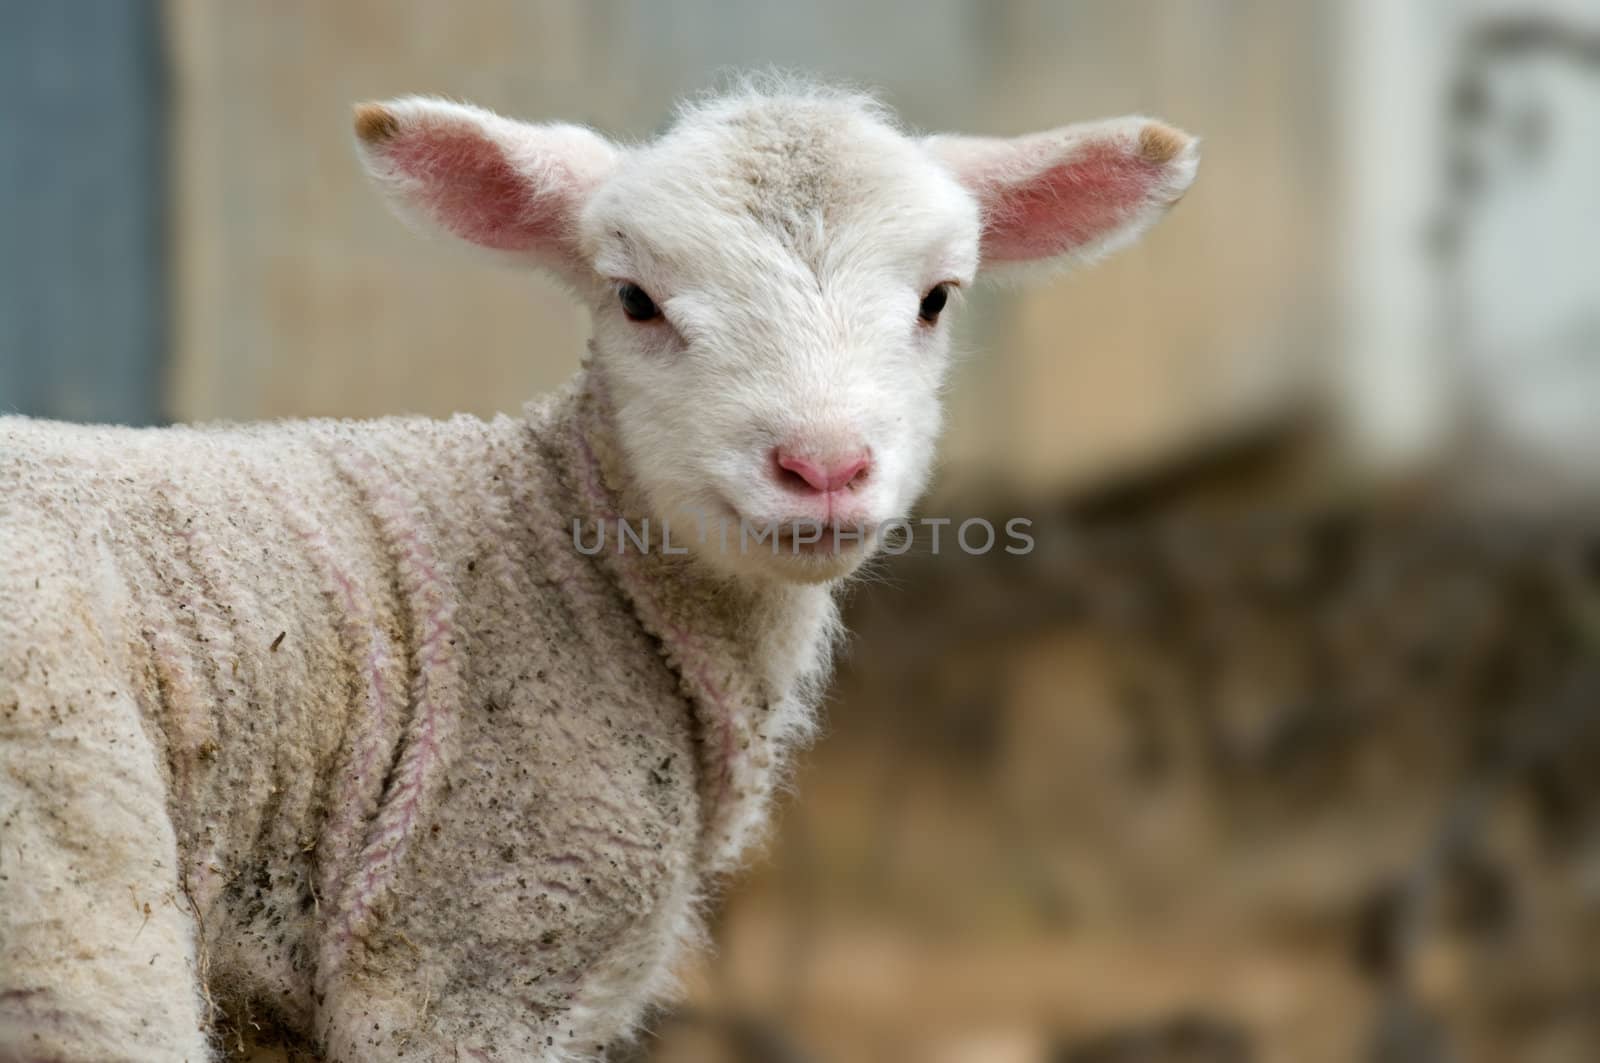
[771,521,875,556]
[718,507,878,558]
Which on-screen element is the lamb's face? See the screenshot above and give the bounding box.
[579,100,979,582]
[354,85,1199,584]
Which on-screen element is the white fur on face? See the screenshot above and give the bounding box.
[356,82,1198,584]
[580,91,980,582]
[576,93,972,582]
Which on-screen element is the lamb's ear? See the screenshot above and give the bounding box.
[925,117,1198,272]
[353,96,616,279]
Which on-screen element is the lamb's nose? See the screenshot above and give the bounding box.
[773,447,872,495]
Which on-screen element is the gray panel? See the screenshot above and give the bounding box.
[0,1,167,424]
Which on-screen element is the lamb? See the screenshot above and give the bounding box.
[0,80,1197,1062]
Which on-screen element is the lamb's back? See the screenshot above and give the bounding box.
[1,406,708,1051]
[0,411,512,1012]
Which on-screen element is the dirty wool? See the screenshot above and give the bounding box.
[0,374,830,1060]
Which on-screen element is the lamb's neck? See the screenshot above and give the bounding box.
[544,365,838,871]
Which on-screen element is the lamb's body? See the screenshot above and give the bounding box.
[0,372,829,1061]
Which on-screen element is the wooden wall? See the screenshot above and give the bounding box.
[164,0,1336,493]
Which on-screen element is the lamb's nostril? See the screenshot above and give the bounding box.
[774,450,827,494]
[776,458,818,493]
[836,455,871,491]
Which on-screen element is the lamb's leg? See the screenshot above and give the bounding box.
[1,590,212,1060]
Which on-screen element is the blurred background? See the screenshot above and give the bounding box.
[5,2,1600,1060]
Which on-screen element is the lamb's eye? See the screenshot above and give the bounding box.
[918,283,951,325]
[618,283,661,322]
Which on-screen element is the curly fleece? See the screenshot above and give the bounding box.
[0,365,832,1062]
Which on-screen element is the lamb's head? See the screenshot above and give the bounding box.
[354,85,1197,583]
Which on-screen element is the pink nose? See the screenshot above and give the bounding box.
[774,447,872,495]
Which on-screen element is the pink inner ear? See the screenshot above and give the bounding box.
[980,142,1164,263]
[387,127,567,253]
